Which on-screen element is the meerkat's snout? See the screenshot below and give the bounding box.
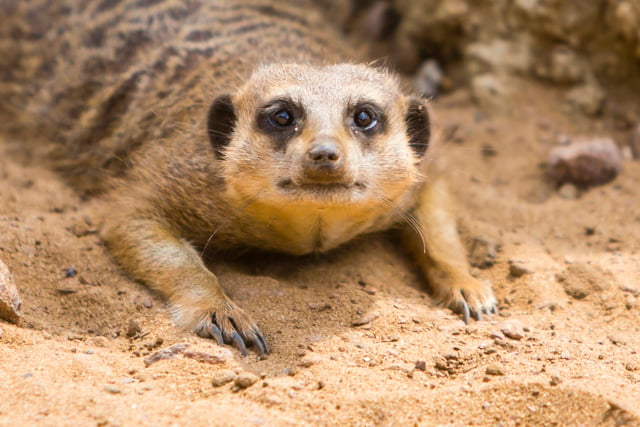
[303,137,345,182]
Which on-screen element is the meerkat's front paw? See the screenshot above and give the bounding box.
[440,277,497,324]
[188,300,269,357]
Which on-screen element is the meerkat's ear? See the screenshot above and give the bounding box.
[405,97,430,157]
[207,94,237,159]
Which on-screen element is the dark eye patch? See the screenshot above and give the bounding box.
[256,98,304,147]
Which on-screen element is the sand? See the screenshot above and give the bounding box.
[1,80,639,426]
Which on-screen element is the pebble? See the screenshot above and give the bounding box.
[490,331,505,340]
[547,137,622,187]
[126,319,142,338]
[234,372,259,389]
[485,364,506,376]
[104,385,122,394]
[508,259,534,277]
[550,375,562,386]
[211,370,236,387]
[414,360,427,371]
[183,351,226,365]
[143,343,189,367]
[500,319,525,340]
[351,310,380,327]
[141,296,153,308]
[0,258,21,325]
[298,354,322,368]
[625,363,639,372]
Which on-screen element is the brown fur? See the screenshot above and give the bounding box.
[1,0,495,356]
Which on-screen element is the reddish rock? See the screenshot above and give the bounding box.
[0,259,21,325]
[547,137,622,187]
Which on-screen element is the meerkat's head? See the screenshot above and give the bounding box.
[207,64,430,208]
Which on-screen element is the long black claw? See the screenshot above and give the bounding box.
[210,324,224,346]
[460,291,471,324]
[256,330,270,355]
[249,333,266,356]
[230,331,247,357]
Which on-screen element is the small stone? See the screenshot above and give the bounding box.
[104,385,122,394]
[64,267,77,278]
[141,297,153,308]
[481,144,498,157]
[234,372,259,389]
[298,354,322,368]
[0,258,21,325]
[625,363,639,372]
[415,360,427,371]
[625,295,637,310]
[608,334,627,346]
[143,343,189,367]
[307,302,332,311]
[508,259,534,277]
[126,319,142,338]
[500,319,525,340]
[547,137,622,187]
[490,330,505,340]
[211,370,236,387]
[183,351,226,365]
[550,375,562,386]
[351,310,380,327]
[485,364,506,376]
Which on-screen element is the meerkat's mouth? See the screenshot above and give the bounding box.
[277,178,367,195]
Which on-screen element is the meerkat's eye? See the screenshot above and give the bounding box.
[257,99,303,141]
[270,109,294,128]
[351,105,382,133]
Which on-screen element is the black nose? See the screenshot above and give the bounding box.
[307,141,340,164]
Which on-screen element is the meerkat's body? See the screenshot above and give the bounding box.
[1,0,496,355]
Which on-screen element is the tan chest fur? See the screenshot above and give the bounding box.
[236,201,397,255]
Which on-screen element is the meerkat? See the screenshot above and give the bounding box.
[0,0,496,356]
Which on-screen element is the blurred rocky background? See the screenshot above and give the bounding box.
[321,0,640,122]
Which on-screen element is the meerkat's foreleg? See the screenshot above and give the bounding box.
[401,177,497,322]
[103,215,268,356]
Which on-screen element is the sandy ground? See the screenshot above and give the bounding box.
[1,80,639,426]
